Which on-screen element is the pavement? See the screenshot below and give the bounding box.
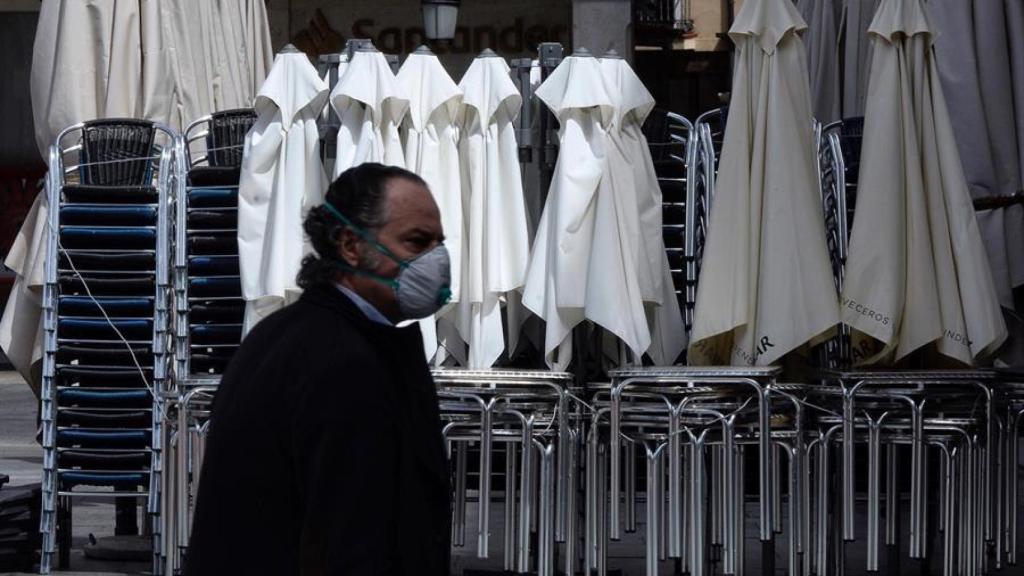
[1,372,148,576]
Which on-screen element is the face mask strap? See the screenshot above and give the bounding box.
[329,259,401,290]
[321,201,409,268]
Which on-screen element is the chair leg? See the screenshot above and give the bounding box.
[57,496,72,570]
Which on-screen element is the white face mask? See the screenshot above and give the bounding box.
[323,201,452,320]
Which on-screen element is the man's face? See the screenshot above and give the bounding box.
[336,177,444,322]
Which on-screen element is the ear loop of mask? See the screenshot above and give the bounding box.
[321,201,408,291]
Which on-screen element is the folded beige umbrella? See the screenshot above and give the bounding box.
[157,0,274,129]
[688,0,839,366]
[6,0,274,395]
[0,195,49,397]
[9,0,143,396]
[840,0,1007,365]
[30,0,143,158]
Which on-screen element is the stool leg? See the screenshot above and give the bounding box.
[505,443,518,572]
[868,419,882,572]
[454,441,467,547]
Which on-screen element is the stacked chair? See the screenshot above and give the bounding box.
[39,119,176,573]
[0,475,41,571]
[805,118,1007,576]
[434,369,576,576]
[174,109,255,379]
[643,110,697,333]
[162,109,254,574]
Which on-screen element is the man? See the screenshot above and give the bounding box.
[185,163,452,576]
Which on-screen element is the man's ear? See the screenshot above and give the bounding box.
[337,227,363,267]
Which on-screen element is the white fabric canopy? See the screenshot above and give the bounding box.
[688,0,839,366]
[330,50,409,177]
[523,54,652,370]
[238,51,330,333]
[797,0,842,123]
[839,0,1006,365]
[446,54,532,368]
[598,56,687,366]
[397,50,464,361]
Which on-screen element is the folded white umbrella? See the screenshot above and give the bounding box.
[330,49,409,177]
[840,0,1007,365]
[598,54,686,365]
[931,0,1024,309]
[446,51,532,368]
[238,49,330,333]
[688,0,839,366]
[797,0,842,123]
[523,52,650,370]
[397,47,464,361]
[841,0,881,117]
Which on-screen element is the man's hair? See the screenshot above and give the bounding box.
[297,163,428,289]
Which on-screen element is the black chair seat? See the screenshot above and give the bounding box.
[58,389,151,408]
[663,226,685,249]
[56,429,151,449]
[186,187,238,209]
[60,205,157,226]
[189,276,241,298]
[59,273,155,296]
[58,318,152,341]
[62,185,158,205]
[57,409,151,428]
[59,226,156,250]
[56,344,153,367]
[187,235,238,255]
[188,255,240,276]
[666,249,684,270]
[59,471,146,489]
[188,167,242,187]
[190,300,245,323]
[189,355,233,374]
[190,324,243,345]
[57,367,153,388]
[58,450,150,470]
[659,179,687,204]
[59,251,155,272]
[662,204,685,224]
[671,270,685,289]
[188,210,237,230]
[59,296,153,318]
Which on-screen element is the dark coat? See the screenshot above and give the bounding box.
[184,285,451,576]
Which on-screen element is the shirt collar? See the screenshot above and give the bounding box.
[334,284,393,326]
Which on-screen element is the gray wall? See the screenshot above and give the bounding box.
[0,11,41,168]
